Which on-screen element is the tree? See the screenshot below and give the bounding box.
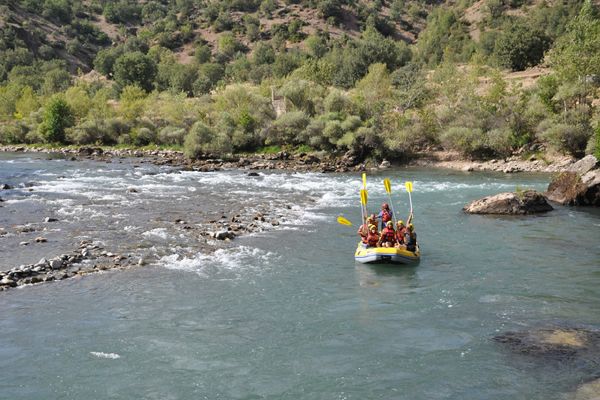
[495,21,551,71]
[113,52,157,92]
[38,96,74,143]
[549,0,600,83]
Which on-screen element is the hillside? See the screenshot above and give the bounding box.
[0,0,598,162]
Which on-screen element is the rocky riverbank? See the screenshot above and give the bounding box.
[410,149,576,173]
[0,240,141,291]
[0,145,582,174]
[0,145,368,173]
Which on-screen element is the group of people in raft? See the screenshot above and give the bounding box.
[357,203,418,252]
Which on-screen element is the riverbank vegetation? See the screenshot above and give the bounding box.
[0,0,598,161]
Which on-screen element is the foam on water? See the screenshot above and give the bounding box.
[142,228,172,241]
[160,246,279,277]
[90,352,121,359]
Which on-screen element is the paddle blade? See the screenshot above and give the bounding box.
[362,173,367,189]
[383,178,391,194]
[337,216,352,226]
[405,181,413,193]
[360,189,368,205]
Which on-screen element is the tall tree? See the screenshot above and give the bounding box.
[549,0,600,83]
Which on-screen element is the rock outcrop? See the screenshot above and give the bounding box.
[546,155,600,206]
[463,190,553,214]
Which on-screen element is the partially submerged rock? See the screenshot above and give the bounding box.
[573,377,600,400]
[546,155,600,206]
[493,327,600,361]
[463,190,553,214]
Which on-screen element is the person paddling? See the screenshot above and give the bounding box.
[379,221,397,248]
[404,223,417,252]
[377,203,393,231]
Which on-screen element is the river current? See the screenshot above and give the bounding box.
[1,152,599,399]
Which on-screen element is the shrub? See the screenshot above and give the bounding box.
[262,111,310,145]
[487,128,514,156]
[184,121,231,158]
[0,122,30,144]
[539,123,592,157]
[590,124,600,159]
[66,119,121,145]
[157,125,186,145]
[113,52,157,92]
[38,95,73,143]
[131,127,156,146]
[494,21,551,71]
[441,127,489,158]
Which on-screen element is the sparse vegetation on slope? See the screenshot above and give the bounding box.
[0,0,598,162]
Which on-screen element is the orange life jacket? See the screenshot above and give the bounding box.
[366,232,379,247]
[381,209,392,222]
[396,227,407,244]
[380,227,396,243]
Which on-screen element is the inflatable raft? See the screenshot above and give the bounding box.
[354,242,420,265]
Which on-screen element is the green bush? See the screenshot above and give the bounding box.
[38,95,73,143]
[113,52,157,92]
[66,119,121,145]
[184,121,231,158]
[157,125,186,145]
[0,122,30,144]
[262,111,310,145]
[540,123,592,157]
[441,127,489,158]
[591,124,600,159]
[131,127,156,146]
[494,21,551,71]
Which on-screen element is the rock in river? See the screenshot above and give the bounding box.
[546,155,600,206]
[463,190,553,215]
[493,327,600,367]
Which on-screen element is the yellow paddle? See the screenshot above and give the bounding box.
[383,178,397,226]
[337,216,353,226]
[360,189,367,206]
[405,181,414,219]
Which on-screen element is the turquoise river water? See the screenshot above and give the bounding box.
[1,153,599,399]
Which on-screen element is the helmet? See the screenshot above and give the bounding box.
[397,220,404,226]
[408,224,414,231]
[386,221,393,227]
[382,203,389,209]
[368,224,376,230]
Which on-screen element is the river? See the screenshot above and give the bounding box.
[1,152,599,399]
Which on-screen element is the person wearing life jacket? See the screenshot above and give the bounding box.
[379,221,397,248]
[377,203,393,230]
[357,216,376,245]
[404,223,417,252]
[395,220,407,246]
[366,224,379,247]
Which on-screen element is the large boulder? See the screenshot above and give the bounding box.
[546,155,600,206]
[463,190,553,214]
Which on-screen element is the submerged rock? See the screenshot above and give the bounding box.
[546,155,600,206]
[573,377,600,400]
[463,190,553,214]
[493,327,600,361]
